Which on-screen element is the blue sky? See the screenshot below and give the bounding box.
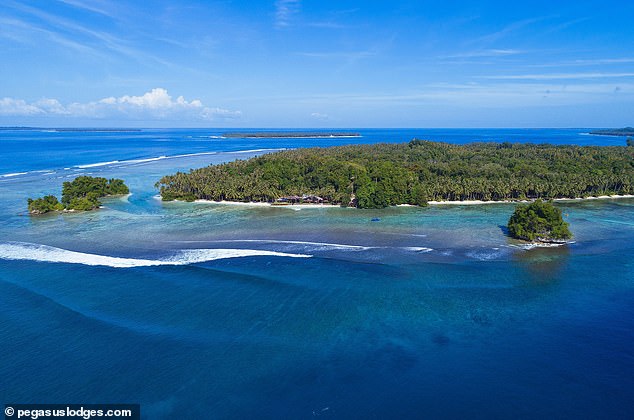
[1,0,633,127]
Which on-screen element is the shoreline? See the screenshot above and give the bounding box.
[158,194,634,208]
[193,199,342,209]
[428,195,634,205]
[511,241,572,249]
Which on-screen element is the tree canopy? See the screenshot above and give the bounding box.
[28,176,129,214]
[157,140,634,209]
[27,195,64,214]
[507,199,572,242]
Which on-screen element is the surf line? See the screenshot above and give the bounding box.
[0,242,311,268]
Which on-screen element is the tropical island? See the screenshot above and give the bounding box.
[28,176,129,214]
[589,127,634,136]
[156,140,634,209]
[223,131,361,138]
[508,199,572,243]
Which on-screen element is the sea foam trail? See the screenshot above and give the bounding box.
[237,240,435,254]
[76,160,121,169]
[198,239,372,250]
[1,149,284,182]
[174,239,434,253]
[0,243,311,268]
[0,172,28,178]
[403,247,434,253]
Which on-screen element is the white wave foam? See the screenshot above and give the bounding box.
[214,239,371,251]
[162,149,278,160]
[0,170,58,180]
[402,247,433,253]
[466,248,507,261]
[120,149,276,163]
[163,248,310,264]
[69,151,244,171]
[125,156,168,164]
[232,149,280,154]
[512,242,571,250]
[168,152,217,159]
[76,160,121,169]
[0,172,28,178]
[174,239,435,254]
[7,149,282,179]
[0,243,311,268]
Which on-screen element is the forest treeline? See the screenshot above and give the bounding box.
[156,140,634,209]
[590,127,634,136]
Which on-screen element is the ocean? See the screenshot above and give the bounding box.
[1,128,633,419]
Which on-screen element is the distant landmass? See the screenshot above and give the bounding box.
[589,127,634,136]
[0,127,142,132]
[223,132,361,138]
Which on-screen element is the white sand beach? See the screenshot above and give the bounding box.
[428,195,634,206]
[159,194,634,208]
[193,199,342,209]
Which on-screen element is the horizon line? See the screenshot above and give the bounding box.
[0,125,622,130]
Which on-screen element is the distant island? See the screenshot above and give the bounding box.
[156,140,634,209]
[28,176,129,214]
[508,199,572,243]
[589,127,634,136]
[0,127,142,132]
[223,132,361,138]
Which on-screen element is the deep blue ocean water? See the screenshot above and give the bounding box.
[1,128,633,419]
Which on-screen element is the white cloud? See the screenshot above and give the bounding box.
[276,81,634,110]
[200,107,241,119]
[443,49,523,59]
[471,16,551,45]
[275,0,301,28]
[0,98,43,116]
[298,51,376,59]
[482,72,634,80]
[0,88,241,121]
[34,98,69,114]
[310,112,329,120]
[531,58,634,68]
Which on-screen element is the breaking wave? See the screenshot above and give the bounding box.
[0,172,28,178]
[1,149,283,180]
[0,242,311,268]
[174,239,434,254]
[195,239,372,251]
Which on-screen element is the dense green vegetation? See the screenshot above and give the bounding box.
[627,137,634,147]
[507,199,572,242]
[27,195,64,214]
[590,127,634,136]
[157,140,634,209]
[28,176,129,214]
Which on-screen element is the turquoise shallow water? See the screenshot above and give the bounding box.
[1,129,633,419]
